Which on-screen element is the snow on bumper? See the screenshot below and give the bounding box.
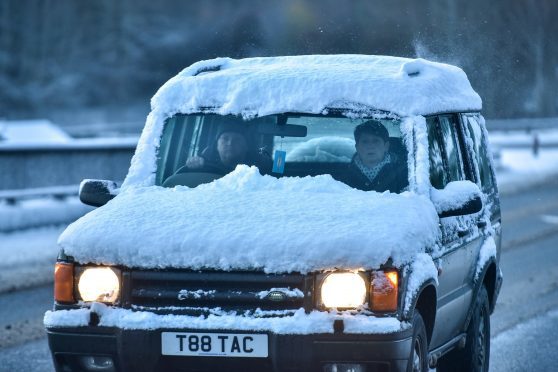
[44,305,408,335]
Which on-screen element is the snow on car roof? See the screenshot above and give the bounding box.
[152,54,482,118]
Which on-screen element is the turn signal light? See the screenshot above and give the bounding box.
[54,262,75,303]
[370,270,398,312]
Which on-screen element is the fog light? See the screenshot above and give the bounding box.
[80,356,115,371]
[323,363,366,372]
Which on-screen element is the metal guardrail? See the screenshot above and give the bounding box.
[0,185,79,205]
[0,187,94,232]
[0,138,137,191]
[485,117,558,131]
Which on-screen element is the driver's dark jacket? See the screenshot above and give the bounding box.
[341,153,408,193]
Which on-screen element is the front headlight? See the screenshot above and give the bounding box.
[319,272,367,309]
[77,267,120,303]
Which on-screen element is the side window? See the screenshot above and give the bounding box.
[156,115,199,185]
[426,117,446,189]
[464,115,496,194]
[438,115,465,183]
[426,115,466,189]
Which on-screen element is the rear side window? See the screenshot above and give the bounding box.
[426,115,466,189]
[426,117,445,189]
[463,115,496,194]
[438,115,465,183]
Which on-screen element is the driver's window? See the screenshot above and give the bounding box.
[156,115,200,185]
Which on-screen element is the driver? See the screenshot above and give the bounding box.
[186,125,270,174]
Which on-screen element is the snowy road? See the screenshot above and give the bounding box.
[1,178,558,371]
[489,176,558,372]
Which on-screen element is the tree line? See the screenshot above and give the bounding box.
[0,0,556,120]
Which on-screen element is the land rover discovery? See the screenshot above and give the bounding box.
[45,55,502,372]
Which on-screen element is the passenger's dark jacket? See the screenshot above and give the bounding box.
[342,153,408,193]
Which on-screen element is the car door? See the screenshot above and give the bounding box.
[426,114,484,349]
[461,113,502,249]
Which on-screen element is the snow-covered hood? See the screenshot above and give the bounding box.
[60,166,440,273]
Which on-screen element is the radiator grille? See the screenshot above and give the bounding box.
[122,270,310,315]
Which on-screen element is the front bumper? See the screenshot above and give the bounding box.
[47,326,413,372]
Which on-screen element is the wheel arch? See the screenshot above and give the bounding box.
[463,258,499,331]
[481,260,498,314]
[404,280,437,345]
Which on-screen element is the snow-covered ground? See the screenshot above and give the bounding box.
[489,129,558,147]
[0,130,557,292]
[0,197,92,232]
[0,198,92,291]
[0,226,65,292]
[490,129,558,194]
[495,147,558,194]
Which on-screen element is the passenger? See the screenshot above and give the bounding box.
[186,125,271,174]
[343,120,408,193]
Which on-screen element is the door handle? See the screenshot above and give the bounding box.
[477,221,487,229]
[457,229,468,238]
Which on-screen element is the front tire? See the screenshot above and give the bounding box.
[438,285,490,372]
[408,311,428,372]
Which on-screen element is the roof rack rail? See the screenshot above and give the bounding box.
[193,65,222,76]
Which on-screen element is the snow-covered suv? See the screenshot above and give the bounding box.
[45,55,502,372]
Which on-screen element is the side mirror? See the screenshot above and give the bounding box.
[79,179,118,207]
[431,181,483,218]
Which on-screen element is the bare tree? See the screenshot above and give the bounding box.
[0,0,556,119]
[497,0,558,115]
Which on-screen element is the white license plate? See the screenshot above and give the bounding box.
[161,332,268,358]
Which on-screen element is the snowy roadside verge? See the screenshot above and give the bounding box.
[488,129,558,195]
[0,197,92,293]
[495,148,558,196]
[0,197,93,233]
[0,226,65,293]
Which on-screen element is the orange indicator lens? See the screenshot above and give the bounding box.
[371,270,398,312]
[54,262,75,303]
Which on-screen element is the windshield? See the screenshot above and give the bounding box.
[156,113,409,193]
